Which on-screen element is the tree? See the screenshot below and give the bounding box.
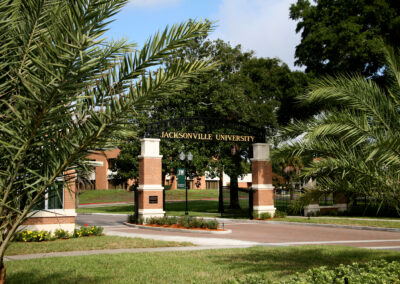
[290,0,400,78]
[274,44,400,214]
[0,1,215,281]
[115,38,314,209]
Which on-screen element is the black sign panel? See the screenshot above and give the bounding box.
[149,196,158,204]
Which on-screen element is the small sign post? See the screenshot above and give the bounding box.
[177,168,186,189]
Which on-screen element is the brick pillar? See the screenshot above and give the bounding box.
[138,138,165,219]
[95,155,108,190]
[64,170,76,210]
[251,143,276,217]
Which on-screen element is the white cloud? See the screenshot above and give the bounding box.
[128,0,181,8]
[211,0,302,70]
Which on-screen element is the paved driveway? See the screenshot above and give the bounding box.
[77,213,400,250]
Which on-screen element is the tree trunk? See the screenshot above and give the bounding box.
[229,174,240,209]
[75,185,80,208]
[0,259,6,284]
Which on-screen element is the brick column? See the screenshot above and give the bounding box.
[251,143,276,217]
[138,138,165,219]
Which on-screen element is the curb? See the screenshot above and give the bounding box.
[268,221,400,232]
[123,222,232,234]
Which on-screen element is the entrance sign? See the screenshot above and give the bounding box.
[144,116,269,143]
[161,131,255,142]
[177,168,186,189]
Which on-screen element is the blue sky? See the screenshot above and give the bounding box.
[107,0,301,70]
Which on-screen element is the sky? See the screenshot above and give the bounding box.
[107,0,302,70]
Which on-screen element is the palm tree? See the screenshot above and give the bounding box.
[0,1,215,281]
[275,44,400,214]
[274,156,304,200]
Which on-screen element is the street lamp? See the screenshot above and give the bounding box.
[180,151,193,215]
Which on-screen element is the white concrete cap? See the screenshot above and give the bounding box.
[140,138,162,158]
[252,143,270,161]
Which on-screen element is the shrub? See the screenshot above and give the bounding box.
[178,216,190,227]
[126,214,137,224]
[139,216,221,230]
[260,212,271,220]
[14,226,104,242]
[189,218,202,228]
[14,230,52,242]
[228,260,400,284]
[54,229,70,239]
[206,219,219,230]
[73,226,103,238]
[252,211,259,219]
[137,217,144,225]
[166,216,177,225]
[274,210,287,218]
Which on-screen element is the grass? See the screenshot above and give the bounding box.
[6,236,192,256]
[77,204,134,214]
[78,189,235,205]
[273,217,400,229]
[165,189,220,200]
[78,189,133,204]
[6,246,400,283]
[77,197,251,218]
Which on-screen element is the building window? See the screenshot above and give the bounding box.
[108,158,116,169]
[35,182,64,210]
[206,181,219,189]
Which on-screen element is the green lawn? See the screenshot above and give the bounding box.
[77,198,251,218]
[7,236,192,256]
[78,189,233,204]
[78,189,134,204]
[77,204,134,214]
[6,246,400,283]
[273,217,400,229]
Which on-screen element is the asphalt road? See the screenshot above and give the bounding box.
[76,213,127,227]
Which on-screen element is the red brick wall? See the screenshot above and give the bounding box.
[252,161,272,185]
[87,148,121,190]
[23,217,75,225]
[139,157,162,185]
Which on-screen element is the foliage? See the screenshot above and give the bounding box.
[228,260,400,284]
[0,0,215,279]
[54,229,70,239]
[273,210,287,218]
[274,45,400,212]
[14,226,103,242]
[259,212,271,220]
[285,259,400,284]
[114,38,312,209]
[144,216,220,230]
[14,230,52,242]
[290,0,400,78]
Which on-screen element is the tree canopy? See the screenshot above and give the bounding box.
[290,0,400,77]
[115,38,312,208]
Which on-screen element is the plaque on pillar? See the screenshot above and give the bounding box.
[149,196,158,204]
